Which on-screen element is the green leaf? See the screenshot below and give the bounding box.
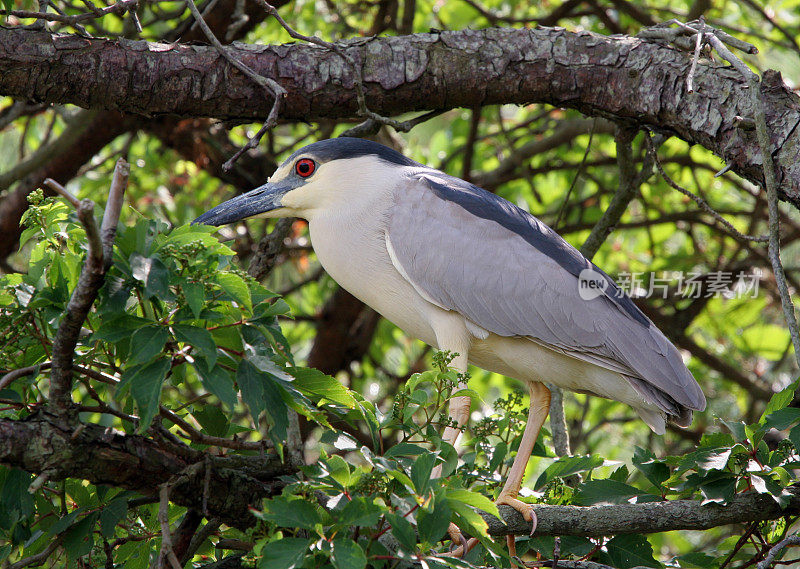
[213,272,252,312]
[331,537,366,569]
[417,499,451,545]
[763,408,800,431]
[128,326,168,366]
[632,447,670,490]
[191,405,229,438]
[598,534,661,569]
[193,361,237,411]
[100,498,127,538]
[131,254,171,299]
[574,480,648,506]
[257,496,321,531]
[445,489,500,519]
[762,382,797,420]
[173,324,217,368]
[237,359,266,423]
[63,513,99,560]
[337,497,382,528]
[183,281,205,319]
[385,512,416,551]
[410,452,437,495]
[90,315,152,344]
[291,368,356,408]
[127,357,171,430]
[384,443,428,458]
[258,538,311,569]
[535,454,604,490]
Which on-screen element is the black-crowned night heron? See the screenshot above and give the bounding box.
[194,138,705,554]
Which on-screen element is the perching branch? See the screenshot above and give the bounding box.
[484,486,800,537]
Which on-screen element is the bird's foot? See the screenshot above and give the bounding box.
[447,496,537,562]
[496,493,537,566]
[495,493,538,536]
[447,522,478,558]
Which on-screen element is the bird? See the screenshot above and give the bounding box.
[194,137,706,555]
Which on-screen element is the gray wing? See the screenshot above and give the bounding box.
[386,172,706,413]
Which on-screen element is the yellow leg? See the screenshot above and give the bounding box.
[497,381,551,536]
[450,382,551,562]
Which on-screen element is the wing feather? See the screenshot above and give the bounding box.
[387,172,706,413]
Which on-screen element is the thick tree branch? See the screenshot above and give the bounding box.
[3,27,800,206]
[485,486,800,537]
[0,413,293,529]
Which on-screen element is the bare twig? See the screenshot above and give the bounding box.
[554,120,596,230]
[686,18,704,93]
[758,534,800,569]
[665,22,800,367]
[0,0,138,24]
[7,536,63,569]
[158,405,265,450]
[339,109,447,138]
[254,0,422,137]
[157,484,183,569]
[0,362,51,391]
[644,134,769,243]
[101,158,129,267]
[183,0,286,172]
[580,128,649,260]
[42,178,81,208]
[744,69,800,368]
[247,217,292,281]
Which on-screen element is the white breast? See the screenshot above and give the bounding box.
[306,194,443,348]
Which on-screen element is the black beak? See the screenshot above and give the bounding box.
[192,181,292,226]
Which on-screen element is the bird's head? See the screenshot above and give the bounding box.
[192,138,419,226]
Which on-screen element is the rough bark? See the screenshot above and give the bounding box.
[486,487,800,536]
[2,411,796,537]
[2,27,799,205]
[0,412,293,529]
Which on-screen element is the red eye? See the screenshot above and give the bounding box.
[295,158,315,177]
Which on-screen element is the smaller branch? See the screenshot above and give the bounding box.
[214,539,253,551]
[0,0,138,24]
[7,536,62,569]
[247,217,292,281]
[157,484,183,569]
[684,24,800,368]
[158,405,265,451]
[745,67,800,370]
[0,362,51,391]
[101,158,129,268]
[758,534,800,569]
[182,519,222,564]
[644,134,769,243]
[43,178,80,208]
[183,0,286,173]
[43,163,129,416]
[686,19,704,93]
[339,109,447,138]
[580,127,647,260]
[554,120,596,230]
[254,0,422,137]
